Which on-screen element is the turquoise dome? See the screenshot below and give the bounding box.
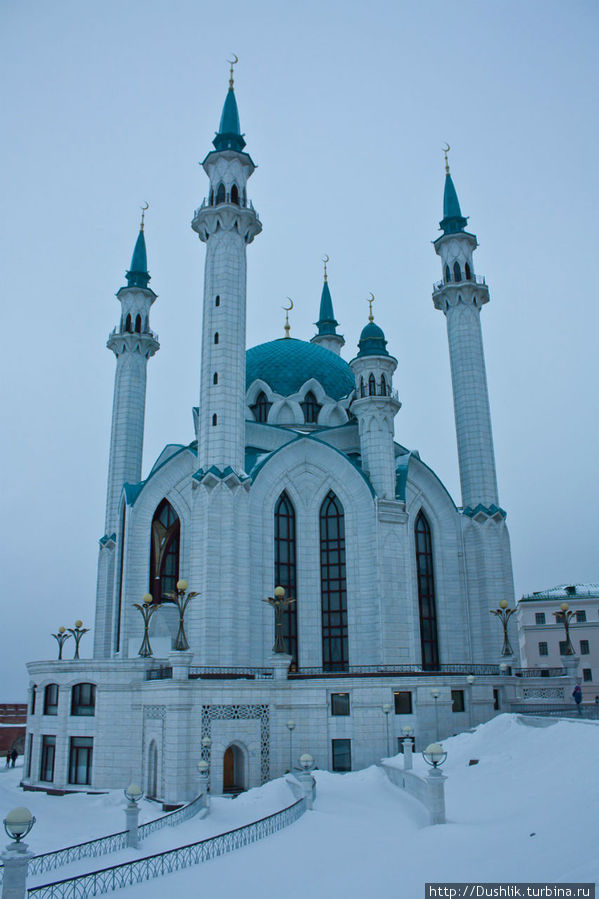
[246,338,355,400]
[357,321,388,356]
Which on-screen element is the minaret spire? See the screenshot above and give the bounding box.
[311,256,345,355]
[432,154,499,513]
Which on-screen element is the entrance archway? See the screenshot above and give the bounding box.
[223,744,246,794]
[147,741,158,798]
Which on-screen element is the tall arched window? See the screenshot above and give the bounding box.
[360,377,365,397]
[415,511,439,670]
[274,492,298,663]
[125,313,132,332]
[465,262,472,280]
[150,499,180,602]
[215,182,226,205]
[213,372,218,385]
[453,261,462,282]
[251,391,272,423]
[231,184,240,205]
[134,314,142,333]
[320,491,348,671]
[445,264,451,282]
[214,332,219,344]
[368,373,376,396]
[380,374,387,396]
[301,391,321,424]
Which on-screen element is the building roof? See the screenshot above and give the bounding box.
[439,172,468,235]
[356,320,388,357]
[520,584,599,602]
[246,338,355,400]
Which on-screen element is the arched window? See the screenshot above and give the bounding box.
[301,390,321,424]
[368,373,376,396]
[274,492,298,663]
[212,413,217,426]
[134,314,142,333]
[320,491,348,671]
[415,511,439,670]
[216,182,226,205]
[380,374,387,396]
[465,262,471,280]
[231,184,240,205]
[71,683,96,716]
[43,684,59,716]
[360,377,365,397]
[209,189,214,206]
[251,391,272,423]
[150,499,180,602]
[214,332,219,344]
[215,295,220,307]
[453,261,462,282]
[445,264,451,282]
[125,313,132,332]
[213,372,218,385]
[242,187,247,207]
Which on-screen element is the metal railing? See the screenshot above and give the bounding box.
[146,666,173,680]
[288,663,504,678]
[433,274,487,291]
[28,796,306,898]
[0,795,204,885]
[513,667,566,678]
[511,704,599,720]
[188,667,274,680]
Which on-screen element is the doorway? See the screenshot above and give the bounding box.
[223,744,246,794]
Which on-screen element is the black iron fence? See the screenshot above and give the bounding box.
[28,796,306,898]
[511,703,599,720]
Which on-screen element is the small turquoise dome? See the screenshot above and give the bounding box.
[246,338,355,400]
[357,321,388,356]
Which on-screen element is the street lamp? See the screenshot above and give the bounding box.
[554,603,576,656]
[299,753,314,772]
[133,594,161,658]
[67,620,89,660]
[430,688,440,741]
[197,759,210,802]
[489,600,515,657]
[262,587,296,654]
[124,784,142,848]
[51,626,72,660]
[3,808,35,844]
[382,703,392,756]
[162,579,199,651]
[286,720,295,771]
[422,743,447,771]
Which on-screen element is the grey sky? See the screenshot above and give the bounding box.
[1,0,598,695]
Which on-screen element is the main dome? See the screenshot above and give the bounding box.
[246,338,355,400]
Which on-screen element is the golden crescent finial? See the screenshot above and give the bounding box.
[367,292,375,322]
[322,254,329,281]
[442,143,450,174]
[228,54,239,88]
[282,298,293,338]
[140,201,149,231]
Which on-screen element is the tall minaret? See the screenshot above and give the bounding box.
[191,61,261,473]
[349,300,401,499]
[311,257,345,355]
[104,213,159,534]
[432,153,499,511]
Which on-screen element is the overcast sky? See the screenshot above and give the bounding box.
[1,0,598,696]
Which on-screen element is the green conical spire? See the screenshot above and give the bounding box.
[126,215,150,289]
[316,279,339,336]
[439,166,468,235]
[213,59,246,152]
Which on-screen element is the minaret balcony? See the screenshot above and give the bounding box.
[192,200,262,244]
[432,277,489,311]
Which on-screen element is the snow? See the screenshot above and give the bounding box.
[2,715,598,894]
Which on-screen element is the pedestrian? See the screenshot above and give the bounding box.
[572,683,583,715]
[10,748,17,768]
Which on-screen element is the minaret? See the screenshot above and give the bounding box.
[191,60,261,473]
[311,256,345,355]
[104,212,159,534]
[432,152,499,511]
[349,298,400,499]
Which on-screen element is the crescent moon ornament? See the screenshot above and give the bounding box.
[322,254,329,280]
[228,54,238,87]
[140,201,149,231]
[442,143,450,153]
[367,292,375,322]
[283,298,294,311]
[442,143,450,173]
[282,298,293,338]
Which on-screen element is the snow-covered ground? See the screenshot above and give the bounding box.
[2,715,598,895]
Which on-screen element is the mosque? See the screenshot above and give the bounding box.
[24,65,547,803]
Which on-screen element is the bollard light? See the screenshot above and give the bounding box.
[467,674,475,684]
[197,760,209,774]
[124,784,143,804]
[286,720,295,731]
[299,753,314,771]
[4,808,35,843]
[422,743,447,769]
[201,737,211,748]
[402,725,414,735]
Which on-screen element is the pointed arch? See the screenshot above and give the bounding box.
[380,373,387,396]
[445,264,451,283]
[251,390,272,423]
[465,262,472,280]
[215,182,226,205]
[453,261,462,282]
[368,373,376,396]
[230,184,240,206]
[360,376,365,398]
[415,510,439,670]
[149,499,180,602]
[213,372,218,385]
[125,313,132,332]
[300,390,321,424]
[274,491,298,664]
[320,491,348,671]
[134,314,142,333]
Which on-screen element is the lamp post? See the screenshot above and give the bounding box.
[422,743,448,825]
[197,759,210,808]
[51,627,72,660]
[124,784,143,849]
[262,587,296,654]
[467,674,475,728]
[2,807,36,899]
[162,580,198,652]
[401,725,414,769]
[382,703,392,757]
[297,753,316,810]
[286,720,295,771]
[489,600,515,657]
[67,620,89,660]
[133,594,162,658]
[430,688,440,741]
[554,603,576,656]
